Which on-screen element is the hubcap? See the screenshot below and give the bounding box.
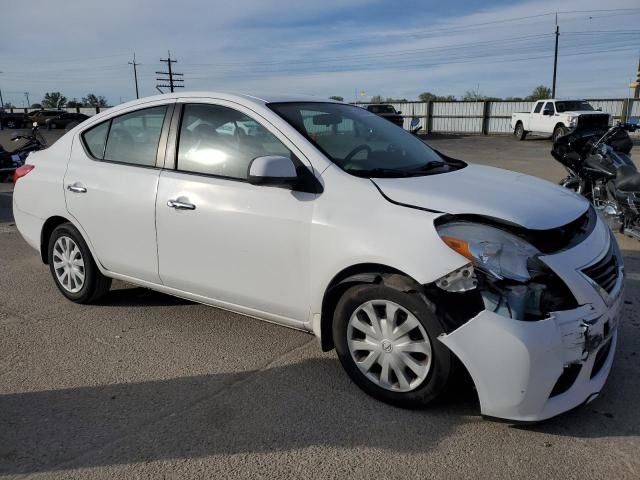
[52,236,85,293]
[347,300,432,392]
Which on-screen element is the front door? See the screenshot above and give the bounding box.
[155,102,316,325]
[64,102,173,282]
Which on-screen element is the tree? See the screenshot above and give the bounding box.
[369,95,383,103]
[462,87,485,101]
[30,103,43,109]
[329,95,344,102]
[66,98,83,108]
[526,85,552,101]
[505,96,524,101]
[385,97,408,103]
[82,94,108,107]
[41,92,67,108]
[418,92,457,102]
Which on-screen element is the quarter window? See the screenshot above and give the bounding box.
[82,121,109,158]
[177,104,291,180]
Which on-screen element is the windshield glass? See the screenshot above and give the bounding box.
[268,102,461,177]
[368,105,395,114]
[556,101,594,112]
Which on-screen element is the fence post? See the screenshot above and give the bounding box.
[481,101,490,135]
[426,101,433,134]
[621,98,630,123]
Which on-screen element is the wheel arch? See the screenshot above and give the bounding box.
[319,263,424,352]
[40,216,71,263]
[554,122,567,131]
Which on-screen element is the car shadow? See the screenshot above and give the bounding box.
[0,357,479,475]
[93,285,194,307]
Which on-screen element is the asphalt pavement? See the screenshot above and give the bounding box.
[1,130,639,479]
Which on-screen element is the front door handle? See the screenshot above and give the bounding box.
[167,199,196,210]
[67,184,87,193]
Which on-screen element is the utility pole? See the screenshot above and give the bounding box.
[552,13,559,98]
[156,51,184,93]
[128,53,140,99]
[24,92,30,108]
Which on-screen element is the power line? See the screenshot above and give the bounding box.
[156,51,184,93]
[128,53,140,99]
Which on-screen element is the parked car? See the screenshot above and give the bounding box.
[28,109,65,126]
[13,93,621,422]
[365,104,404,127]
[511,99,610,142]
[45,112,89,130]
[0,110,28,129]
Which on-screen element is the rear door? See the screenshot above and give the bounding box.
[64,101,174,282]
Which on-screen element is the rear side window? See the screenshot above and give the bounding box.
[82,106,168,166]
[104,106,168,166]
[533,102,543,113]
[82,121,109,158]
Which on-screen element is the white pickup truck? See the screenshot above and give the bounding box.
[511,99,610,142]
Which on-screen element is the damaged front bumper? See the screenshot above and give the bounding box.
[438,217,623,422]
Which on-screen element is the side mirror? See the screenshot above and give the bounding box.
[248,155,297,187]
[396,111,402,115]
[543,109,553,116]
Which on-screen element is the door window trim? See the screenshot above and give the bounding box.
[79,103,176,170]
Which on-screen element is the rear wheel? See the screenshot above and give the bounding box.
[553,125,567,143]
[514,122,527,140]
[333,284,453,408]
[6,120,16,129]
[48,223,111,303]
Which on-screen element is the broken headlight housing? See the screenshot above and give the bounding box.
[437,222,538,281]
[435,221,577,321]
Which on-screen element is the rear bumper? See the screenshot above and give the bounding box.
[13,198,43,252]
[439,217,622,422]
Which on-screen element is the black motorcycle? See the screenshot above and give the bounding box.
[0,124,47,182]
[551,119,640,239]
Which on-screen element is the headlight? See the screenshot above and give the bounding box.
[568,116,578,127]
[437,222,539,282]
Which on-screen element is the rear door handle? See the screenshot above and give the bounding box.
[167,199,196,210]
[67,184,87,193]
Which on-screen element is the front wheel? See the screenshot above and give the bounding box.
[48,223,111,303]
[514,122,527,140]
[332,284,453,408]
[553,125,567,143]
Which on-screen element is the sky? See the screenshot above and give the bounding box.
[1,0,639,106]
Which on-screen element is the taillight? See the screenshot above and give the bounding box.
[13,164,35,184]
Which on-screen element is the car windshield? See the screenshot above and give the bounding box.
[268,102,461,177]
[555,101,594,112]
[369,105,395,114]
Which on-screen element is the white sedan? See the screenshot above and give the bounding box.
[12,92,622,422]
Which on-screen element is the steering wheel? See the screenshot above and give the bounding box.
[344,144,372,164]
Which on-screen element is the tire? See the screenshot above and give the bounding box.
[332,283,453,408]
[553,125,567,143]
[514,122,527,140]
[48,223,111,303]
[6,120,16,129]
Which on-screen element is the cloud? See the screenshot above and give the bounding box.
[1,0,638,104]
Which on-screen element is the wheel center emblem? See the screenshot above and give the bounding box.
[382,340,393,353]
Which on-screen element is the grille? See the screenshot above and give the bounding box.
[577,114,609,129]
[582,245,619,294]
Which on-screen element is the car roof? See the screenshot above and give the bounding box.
[112,91,342,111]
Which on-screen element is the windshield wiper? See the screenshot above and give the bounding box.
[409,160,447,172]
[348,167,416,178]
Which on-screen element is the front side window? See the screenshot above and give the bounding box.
[103,106,168,166]
[269,102,461,178]
[543,102,555,114]
[177,104,291,180]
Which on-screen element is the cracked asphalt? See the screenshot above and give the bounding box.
[1,130,639,479]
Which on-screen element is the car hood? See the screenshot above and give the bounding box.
[372,164,589,230]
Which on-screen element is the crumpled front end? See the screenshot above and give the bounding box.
[437,215,623,422]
